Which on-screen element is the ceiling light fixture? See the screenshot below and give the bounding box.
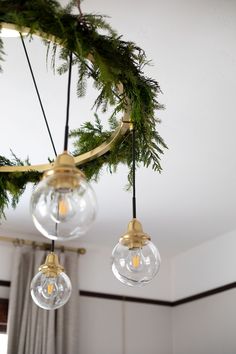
[19,44,96,308]
[30,252,72,310]
[15,33,76,310]
[0,0,167,308]
[29,51,96,308]
[30,151,97,240]
[30,52,97,241]
[111,126,161,286]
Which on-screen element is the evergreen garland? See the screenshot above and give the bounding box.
[0,154,41,218]
[0,0,167,219]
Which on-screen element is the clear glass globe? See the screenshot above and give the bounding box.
[30,271,72,310]
[30,172,97,241]
[111,241,161,287]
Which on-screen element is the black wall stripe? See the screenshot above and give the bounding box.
[173,282,236,306]
[1,280,236,307]
[80,291,172,306]
[0,281,10,287]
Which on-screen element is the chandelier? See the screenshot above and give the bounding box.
[0,0,167,310]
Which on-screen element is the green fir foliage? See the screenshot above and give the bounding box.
[0,154,41,218]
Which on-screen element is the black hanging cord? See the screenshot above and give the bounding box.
[20,34,58,253]
[19,33,57,158]
[64,52,73,151]
[51,240,55,252]
[132,127,137,219]
[51,52,72,252]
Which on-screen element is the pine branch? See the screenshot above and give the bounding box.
[0,154,41,219]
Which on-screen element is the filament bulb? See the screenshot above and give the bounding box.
[47,283,54,295]
[30,152,97,241]
[42,277,58,299]
[127,248,145,272]
[30,253,72,310]
[111,219,161,287]
[58,199,69,218]
[131,253,141,269]
[50,190,77,223]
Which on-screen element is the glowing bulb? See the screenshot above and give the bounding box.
[30,152,97,241]
[30,253,72,310]
[31,272,72,310]
[50,190,77,223]
[47,283,54,295]
[42,278,58,299]
[58,199,69,219]
[111,219,161,287]
[130,251,141,269]
[112,242,160,286]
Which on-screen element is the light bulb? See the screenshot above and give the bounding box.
[112,242,160,286]
[31,271,72,310]
[111,219,161,287]
[30,253,72,310]
[42,277,58,299]
[50,190,77,222]
[30,152,97,241]
[128,248,143,271]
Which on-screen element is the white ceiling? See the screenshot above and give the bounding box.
[1,0,236,259]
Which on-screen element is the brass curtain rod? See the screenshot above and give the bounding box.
[0,235,86,255]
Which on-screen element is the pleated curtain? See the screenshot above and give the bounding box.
[7,247,79,354]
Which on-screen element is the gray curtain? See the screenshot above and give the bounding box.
[7,247,79,354]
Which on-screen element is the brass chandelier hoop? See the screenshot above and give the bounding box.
[0,22,131,173]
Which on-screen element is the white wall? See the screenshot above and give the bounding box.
[171,229,236,300]
[172,289,236,354]
[124,301,172,354]
[79,296,172,354]
[77,288,236,354]
[171,231,236,354]
[78,297,123,354]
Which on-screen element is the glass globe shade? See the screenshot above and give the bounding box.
[111,241,161,287]
[30,172,97,241]
[30,271,72,310]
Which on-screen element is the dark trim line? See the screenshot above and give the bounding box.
[0,281,10,287]
[173,282,236,306]
[80,291,172,306]
[1,280,236,307]
[80,282,236,307]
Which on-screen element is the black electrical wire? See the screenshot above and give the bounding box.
[132,127,137,219]
[64,51,73,151]
[51,240,55,252]
[20,36,73,252]
[20,34,58,253]
[19,33,57,158]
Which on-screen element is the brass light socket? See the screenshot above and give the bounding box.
[39,252,64,277]
[43,152,85,189]
[119,218,151,249]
